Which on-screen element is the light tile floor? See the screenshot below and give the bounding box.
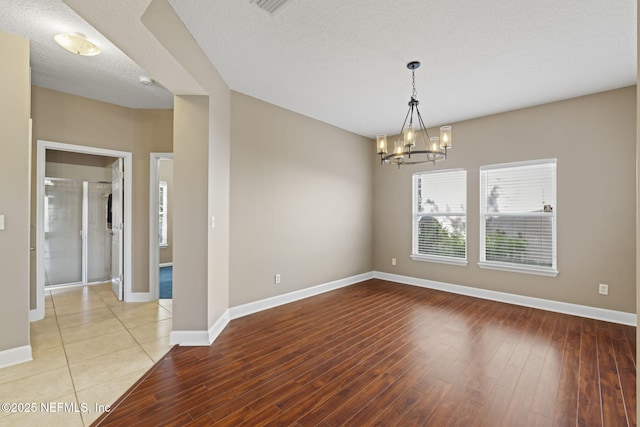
[0,283,173,426]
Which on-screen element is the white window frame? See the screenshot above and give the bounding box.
[159,181,168,247]
[479,159,558,276]
[411,168,467,266]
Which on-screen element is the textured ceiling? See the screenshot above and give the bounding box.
[62,0,205,99]
[0,0,174,109]
[168,0,637,137]
[0,1,636,136]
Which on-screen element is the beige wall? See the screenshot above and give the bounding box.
[229,92,374,306]
[46,150,116,168]
[0,31,31,353]
[45,161,111,182]
[375,86,637,313]
[159,159,173,264]
[131,108,173,292]
[31,86,173,298]
[206,66,231,330]
[141,0,231,333]
[173,95,209,331]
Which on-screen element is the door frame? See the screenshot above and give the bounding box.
[149,152,173,300]
[110,158,125,300]
[34,140,133,320]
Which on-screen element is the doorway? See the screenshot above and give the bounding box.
[149,153,173,300]
[34,140,133,321]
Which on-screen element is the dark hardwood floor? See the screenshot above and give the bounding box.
[93,279,636,426]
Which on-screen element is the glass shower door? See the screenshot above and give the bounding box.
[44,180,83,286]
[44,179,113,287]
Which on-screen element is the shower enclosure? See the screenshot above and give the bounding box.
[44,178,112,287]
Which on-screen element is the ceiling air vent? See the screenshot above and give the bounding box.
[249,0,292,15]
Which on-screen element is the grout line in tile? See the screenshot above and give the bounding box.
[49,285,85,425]
[25,284,173,426]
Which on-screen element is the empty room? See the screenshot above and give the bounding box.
[0,0,637,426]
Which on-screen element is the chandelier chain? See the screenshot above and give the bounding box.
[411,70,417,98]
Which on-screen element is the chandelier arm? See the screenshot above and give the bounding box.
[398,103,412,137]
[415,107,432,149]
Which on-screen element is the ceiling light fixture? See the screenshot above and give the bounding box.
[377,61,452,167]
[53,33,101,56]
[139,76,153,86]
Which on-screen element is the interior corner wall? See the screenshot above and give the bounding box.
[0,30,31,352]
[229,91,374,306]
[374,86,637,314]
[30,86,173,299]
[207,91,231,327]
[172,95,209,331]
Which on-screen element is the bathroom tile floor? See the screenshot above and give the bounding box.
[0,283,173,426]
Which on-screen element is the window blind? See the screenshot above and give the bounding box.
[412,169,467,262]
[479,160,557,275]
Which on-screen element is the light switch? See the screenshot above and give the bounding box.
[0,215,4,230]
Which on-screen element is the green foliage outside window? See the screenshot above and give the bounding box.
[485,229,526,264]
[485,228,551,267]
[418,217,465,258]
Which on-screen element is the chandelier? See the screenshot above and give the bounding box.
[377,61,452,166]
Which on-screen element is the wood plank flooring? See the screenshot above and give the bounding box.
[93,279,636,426]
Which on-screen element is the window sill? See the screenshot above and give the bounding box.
[160,244,168,249]
[411,254,468,266]
[478,261,558,277]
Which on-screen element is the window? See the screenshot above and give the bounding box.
[479,159,557,276]
[159,181,168,247]
[412,169,467,265]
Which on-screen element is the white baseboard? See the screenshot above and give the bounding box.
[128,292,153,303]
[169,330,210,346]
[374,271,637,326]
[159,262,173,268]
[169,310,230,347]
[29,309,43,322]
[0,345,32,369]
[208,310,230,343]
[169,272,371,347]
[229,272,373,320]
[168,270,635,346]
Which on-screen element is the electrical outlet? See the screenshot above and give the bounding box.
[274,274,281,284]
[598,283,609,295]
[391,258,396,266]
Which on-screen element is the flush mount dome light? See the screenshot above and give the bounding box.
[139,76,153,86]
[54,33,101,56]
